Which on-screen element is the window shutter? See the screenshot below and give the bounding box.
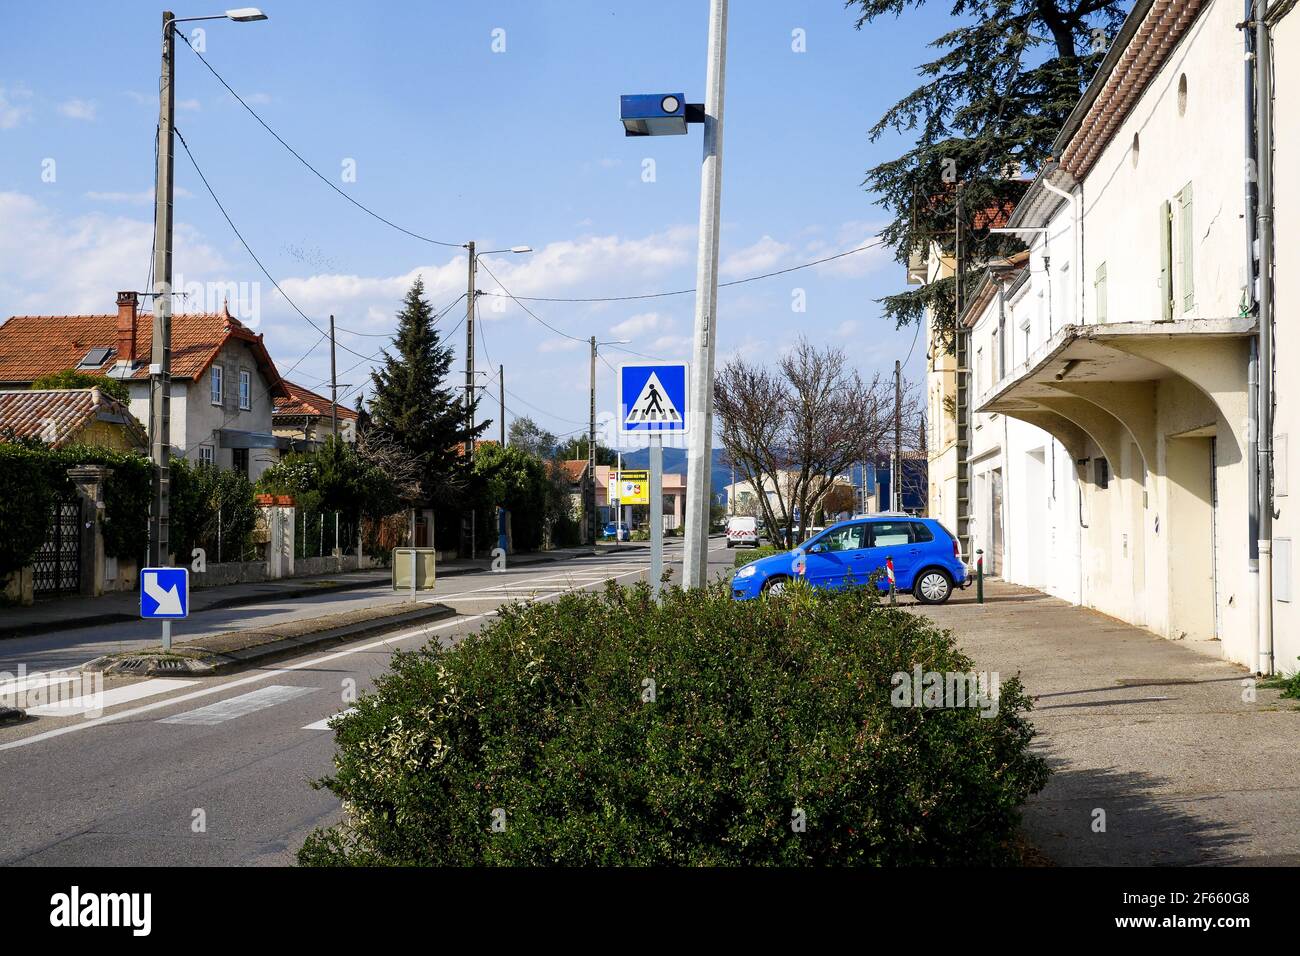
[1159,201,1173,320]
[1180,183,1194,312]
[1095,262,1108,323]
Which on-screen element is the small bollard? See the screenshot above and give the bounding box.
[976,549,985,604]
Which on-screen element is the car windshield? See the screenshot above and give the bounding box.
[805,524,866,552]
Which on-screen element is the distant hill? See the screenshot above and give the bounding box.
[619,446,733,499]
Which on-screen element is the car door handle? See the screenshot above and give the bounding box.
[908,548,920,554]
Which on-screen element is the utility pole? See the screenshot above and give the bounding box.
[499,364,505,446]
[465,241,477,457]
[889,358,899,512]
[681,0,729,589]
[329,313,338,438]
[147,10,177,567]
[589,335,598,545]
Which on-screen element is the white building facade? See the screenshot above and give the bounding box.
[955,0,1295,674]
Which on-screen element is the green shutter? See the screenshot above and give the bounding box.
[1180,183,1194,312]
[1159,200,1173,320]
[1095,262,1108,323]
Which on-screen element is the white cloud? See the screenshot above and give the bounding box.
[609,312,665,339]
[58,98,97,121]
[84,187,193,205]
[0,85,33,129]
[176,98,202,112]
[0,191,228,316]
[537,338,583,354]
[720,235,791,278]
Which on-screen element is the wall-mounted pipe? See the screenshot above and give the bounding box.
[1254,0,1276,675]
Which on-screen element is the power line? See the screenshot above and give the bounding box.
[176,29,463,249]
[476,239,887,303]
[476,257,587,343]
[175,127,376,364]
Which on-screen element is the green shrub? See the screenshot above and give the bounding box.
[171,458,258,562]
[1261,659,1300,700]
[299,581,1049,866]
[734,545,784,568]
[0,442,151,572]
[0,444,55,577]
[30,369,130,404]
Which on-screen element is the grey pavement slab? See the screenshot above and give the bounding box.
[913,579,1300,866]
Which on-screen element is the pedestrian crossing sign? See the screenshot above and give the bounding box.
[618,362,689,435]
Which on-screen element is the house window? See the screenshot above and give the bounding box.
[199,445,214,467]
[1095,457,1110,490]
[210,365,223,405]
[232,448,249,477]
[239,369,251,410]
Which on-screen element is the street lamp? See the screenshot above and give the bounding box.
[147,8,268,567]
[463,242,532,452]
[587,338,630,544]
[618,0,728,588]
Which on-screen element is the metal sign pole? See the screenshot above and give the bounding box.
[162,620,171,652]
[650,435,663,599]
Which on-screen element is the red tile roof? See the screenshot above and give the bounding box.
[0,307,288,397]
[273,380,359,421]
[559,459,588,482]
[0,388,147,448]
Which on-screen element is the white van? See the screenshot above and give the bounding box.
[725,515,759,548]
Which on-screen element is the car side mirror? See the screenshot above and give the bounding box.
[808,543,827,554]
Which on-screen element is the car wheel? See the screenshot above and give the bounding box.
[913,569,953,605]
[726,541,734,548]
[763,576,788,596]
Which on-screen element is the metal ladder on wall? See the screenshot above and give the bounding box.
[955,324,972,561]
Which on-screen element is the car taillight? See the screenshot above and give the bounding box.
[953,538,961,559]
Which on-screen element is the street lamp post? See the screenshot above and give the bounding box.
[147,8,267,568]
[463,243,531,455]
[587,337,630,544]
[618,0,728,587]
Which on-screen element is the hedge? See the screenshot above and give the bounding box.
[298,580,1049,866]
[734,544,785,568]
[0,442,151,576]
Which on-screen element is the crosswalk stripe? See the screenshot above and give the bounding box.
[303,707,356,731]
[158,684,318,726]
[26,678,197,717]
[0,673,78,697]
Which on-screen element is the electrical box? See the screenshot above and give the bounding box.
[392,548,437,591]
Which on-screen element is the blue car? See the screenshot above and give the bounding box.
[731,515,968,604]
[603,521,631,542]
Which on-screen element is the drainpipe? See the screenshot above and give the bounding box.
[1244,0,1262,673]
[1255,0,1276,675]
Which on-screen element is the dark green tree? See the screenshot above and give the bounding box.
[849,0,1129,342]
[507,416,558,460]
[555,435,617,467]
[368,277,488,507]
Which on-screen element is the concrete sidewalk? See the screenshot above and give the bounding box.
[913,579,1300,866]
[1,545,615,639]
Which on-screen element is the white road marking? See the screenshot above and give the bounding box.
[303,707,356,731]
[0,673,78,696]
[158,684,319,725]
[26,678,197,717]
[0,564,650,752]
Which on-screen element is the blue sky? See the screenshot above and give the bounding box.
[0,0,958,445]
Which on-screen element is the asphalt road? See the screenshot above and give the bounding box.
[0,536,739,866]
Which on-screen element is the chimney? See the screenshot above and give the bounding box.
[115,291,138,364]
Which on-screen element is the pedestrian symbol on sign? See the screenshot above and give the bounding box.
[625,372,681,424]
